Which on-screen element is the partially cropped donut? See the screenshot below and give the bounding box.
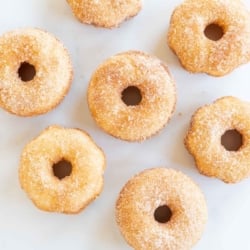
[19,126,105,214]
[116,168,207,250]
[0,28,73,116]
[168,0,250,76]
[87,51,176,141]
[185,96,250,183]
[67,0,142,28]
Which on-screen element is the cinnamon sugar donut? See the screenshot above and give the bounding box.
[185,96,250,183]
[168,0,250,76]
[116,168,207,250]
[67,0,142,28]
[19,126,105,214]
[87,51,176,141]
[0,28,73,116]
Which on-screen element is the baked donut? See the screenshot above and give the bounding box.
[116,168,207,250]
[67,0,142,28]
[167,0,250,76]
[19,125,105,214]
[87,51,176,141]
[185,96,250,183]
[0,28,73,116]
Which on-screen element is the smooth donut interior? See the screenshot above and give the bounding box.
[17,61,36,82]
[204,22,224,41]
[52,158,73,180]
[221,129,243,151]
[121,85,142,106]
[154,205,173,223]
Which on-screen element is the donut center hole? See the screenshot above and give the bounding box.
[121,86,142,106]
[18,62,36,82]
[204,23,224,41]
[52,159,72,180]
[154,205,172,223]
[221,129,243,151]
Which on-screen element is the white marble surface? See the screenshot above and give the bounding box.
[1,0,250,249]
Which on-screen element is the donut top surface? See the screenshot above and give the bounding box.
[168,0,250,76]
[67,0,142,28]
[0,28,73,116]
[185,96,250,183]
[19,126,106,213]
[87,51,176,141]
[116,168,208,250]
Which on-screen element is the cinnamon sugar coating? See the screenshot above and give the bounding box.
[67,0,142,28]
[87,51,176,142]
[19,126,106,214]
[168,0,250,76]
[116,168,207,250]
[185,96,250,183]
[0,28,73,116]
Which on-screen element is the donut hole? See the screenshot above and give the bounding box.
[18,62,36,82]
[204,23,224,41]
[154,205,172,223]
[121,86,142,106]
[52,159,72,180]
[221,129,243,151]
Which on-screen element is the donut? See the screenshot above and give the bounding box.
[67,0,142,28]
[19,125,106,214]
[87,51,176,141]
[185,96,250,183]
[116,168,208,250]
[167,0,250,76]
[0,28,73,116]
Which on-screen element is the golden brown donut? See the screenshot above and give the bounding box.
[87,51,176,141]
[167,0,250,76]
[19,125,105,214]
[116,168,208,250]
[0,28,73,116]
[185,96,250,183]
[67,0,142,28]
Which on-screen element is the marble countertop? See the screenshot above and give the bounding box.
[1,0,250,249]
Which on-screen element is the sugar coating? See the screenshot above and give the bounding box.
[168,0,250,76]
[116,168,208,250]
[0,28,73,116]
[185,96,250,183]
[67,0,142,28]
[19,125,106,214]
[87,51,176,142]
